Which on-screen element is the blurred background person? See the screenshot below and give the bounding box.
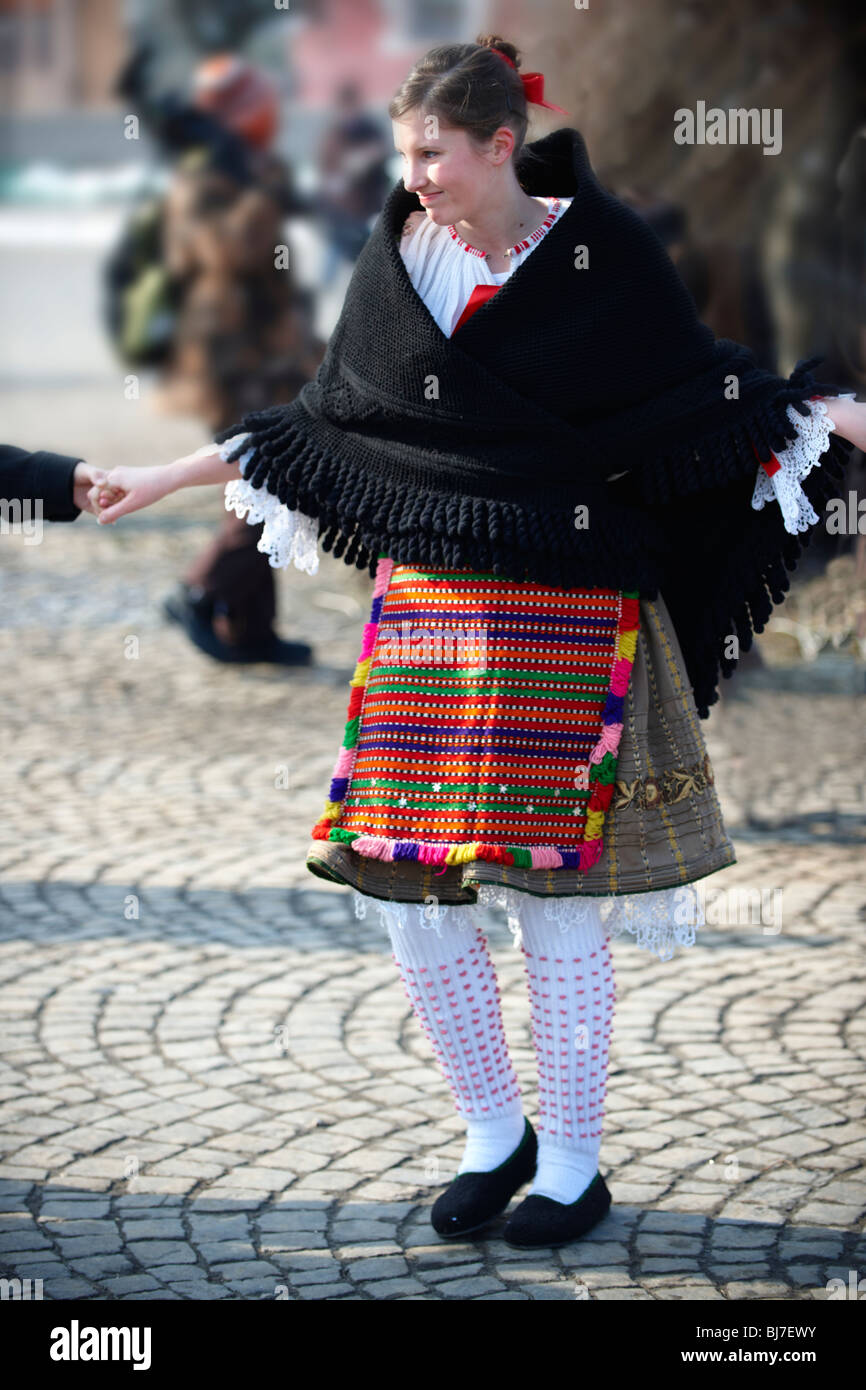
[315,78,392,288]
[106,44,325,664]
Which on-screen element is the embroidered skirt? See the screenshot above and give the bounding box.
[306,560,736,905]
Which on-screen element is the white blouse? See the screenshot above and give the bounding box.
[399,194,570,336]
[212,200,852,960]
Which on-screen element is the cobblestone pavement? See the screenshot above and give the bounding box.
[1,386,865,1301]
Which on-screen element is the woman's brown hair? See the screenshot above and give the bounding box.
[388,34,533,165]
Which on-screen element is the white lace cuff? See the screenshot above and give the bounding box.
[217,432,320,575]
[751,393,856,535]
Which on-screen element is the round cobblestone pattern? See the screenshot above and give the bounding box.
[0,388,864,1301]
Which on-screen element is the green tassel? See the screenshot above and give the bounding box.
[342,717,360,749]
[589,752,617,784]
[510,846,533,868]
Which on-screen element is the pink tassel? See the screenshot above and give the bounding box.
[609,658,633,697]
[589,722,623,762]
[373,558,394,598]
[530,847,563,869]
[418,843,449,865]
[332,748,356,778]
[581,838,604,869]
[359,623,378,659]
[352,836,396,861]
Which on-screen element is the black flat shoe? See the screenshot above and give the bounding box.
[229,632,313,666]
[163,585,312,666]
[430,1118,537,1239]
[502,1171,612,1248]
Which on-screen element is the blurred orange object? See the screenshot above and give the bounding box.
[192,54,279,150]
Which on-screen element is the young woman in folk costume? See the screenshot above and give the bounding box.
[92,36,865,1249]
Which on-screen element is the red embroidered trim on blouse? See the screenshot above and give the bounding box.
[447,197,562,258]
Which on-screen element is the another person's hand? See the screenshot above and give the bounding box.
[72,461,114,516]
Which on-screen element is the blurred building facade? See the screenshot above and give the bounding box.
[3,0,863,425]
[0,0,488,167]
[0,0,124,112]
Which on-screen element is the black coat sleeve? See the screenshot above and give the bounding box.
[0,444,84,522]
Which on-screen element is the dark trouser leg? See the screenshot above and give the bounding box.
[182,510,276,647]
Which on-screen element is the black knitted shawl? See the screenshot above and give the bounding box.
[215,126,854,716]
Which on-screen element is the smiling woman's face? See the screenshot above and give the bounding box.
[392,110,513,226]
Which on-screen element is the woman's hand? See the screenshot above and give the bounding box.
[90,463,178,524]
[823,395,866,451]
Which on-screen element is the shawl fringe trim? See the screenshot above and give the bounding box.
[215,359,854,714]
[216,398,668,590]
[214,357,851,596]
[626,355,847,501]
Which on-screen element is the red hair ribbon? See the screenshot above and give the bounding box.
[493,49,568,114]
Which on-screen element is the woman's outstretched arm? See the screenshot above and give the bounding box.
[92,443,242,524]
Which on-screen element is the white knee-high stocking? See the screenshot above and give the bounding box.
[517,897,616,1203]
[381,902,527,1174]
